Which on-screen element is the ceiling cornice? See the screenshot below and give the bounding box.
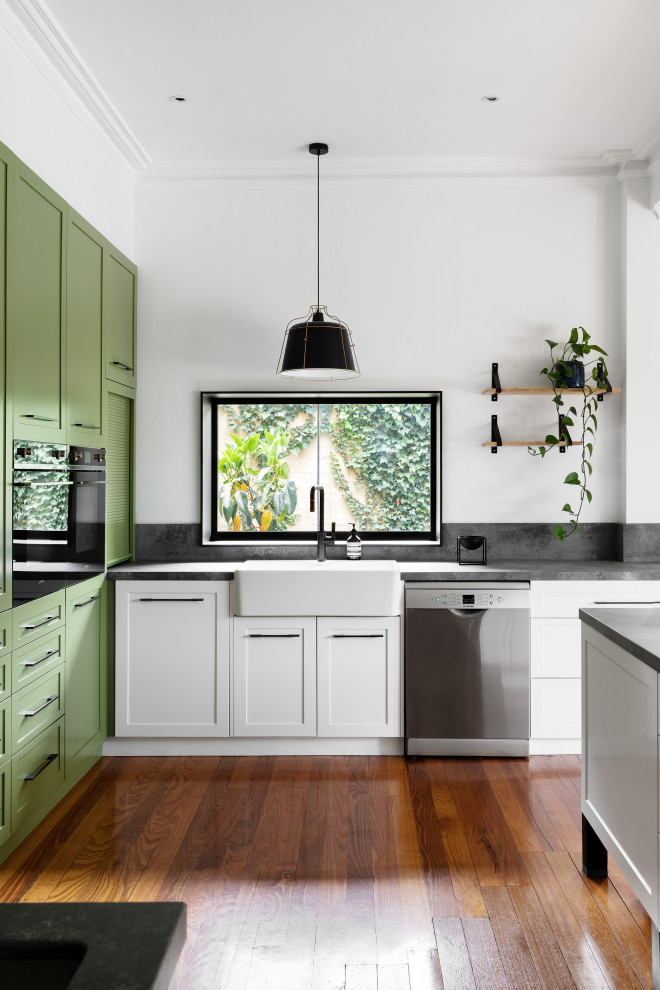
[1,0,150,171]
[138,156,620,185]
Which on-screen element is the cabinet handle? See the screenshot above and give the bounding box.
[247,633,301,638]
[22,615,58,631]
[74,596,100,608]
[137,598,205,602]
[330,634,384,638]
[22,649,58,668]
[73,423,101,430]
[23,753,58,781]
[23,414,59,422]
[73,480,107,485]
[20,695,59,718]
[13,481,73,488]
[112,361,134,371]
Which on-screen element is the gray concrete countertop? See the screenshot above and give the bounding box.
[106,560,660,582]
[580,606,660,674]
[0,902,186,990]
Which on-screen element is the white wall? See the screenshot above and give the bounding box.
[0,24,134,256]
[135,175,623,526]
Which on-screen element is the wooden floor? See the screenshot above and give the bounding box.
[0,755,651,989]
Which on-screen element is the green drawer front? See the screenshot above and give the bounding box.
[0,656,10,704]
[0,760,10,850]
[0,618,11,660]
[12,592,65,649]
[12,717,63,831]
[0,699,9,764]
[12,664,64,753]
[12,630,65,693]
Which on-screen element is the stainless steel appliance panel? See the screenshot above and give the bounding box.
[405,583,530,757]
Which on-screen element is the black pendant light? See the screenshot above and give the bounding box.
[277,143,360,380]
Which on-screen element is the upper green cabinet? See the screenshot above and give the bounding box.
[7,160,66,443]
[66,212,104,445]
[0,147,11,613]
[104,245,137,389]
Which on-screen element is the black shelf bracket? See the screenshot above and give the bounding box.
[558,413,573,453]
[491,414,502,453]
[491,363,502,401]
[595,361,612,402]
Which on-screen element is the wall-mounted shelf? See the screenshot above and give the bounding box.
[485,363,621,454]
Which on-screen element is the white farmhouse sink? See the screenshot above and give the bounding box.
[233,560,401,616]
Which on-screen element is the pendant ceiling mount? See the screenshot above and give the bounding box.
[276,143,360,380]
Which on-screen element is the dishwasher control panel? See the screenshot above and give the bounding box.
[406,583,530,610]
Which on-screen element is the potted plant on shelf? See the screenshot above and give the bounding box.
[528,326,609,541]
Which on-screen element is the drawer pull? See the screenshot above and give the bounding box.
[73,423,101,429]
[74,596,100,608]
[330,634,384,638]
[23,414,58,422]
[23,615,58,631]
[21,695,59,718]
[247,633,301,638]
[22,649,58,668]
[137,598,205,602]
[112,360,134,371]
[24,753,58,781]
[13,481,72,488]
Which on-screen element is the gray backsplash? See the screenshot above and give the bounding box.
[134,522,660,562]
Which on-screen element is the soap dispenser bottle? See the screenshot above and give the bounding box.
[346,524,361,560]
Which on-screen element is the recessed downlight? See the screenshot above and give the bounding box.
[169,95,187,103]
[481,95,499,103]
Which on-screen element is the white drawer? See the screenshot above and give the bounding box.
[531,580,660,618]
[531,678,581,738]
[531,618,581,677]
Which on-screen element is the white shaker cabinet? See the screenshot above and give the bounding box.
[530,580,660,753]
[233,617,316,736]
[115,581,230,737]
[317,617,400,737]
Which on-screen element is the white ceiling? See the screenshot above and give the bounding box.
[16,0,660,168]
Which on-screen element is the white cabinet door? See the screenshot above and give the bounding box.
[531,678,581,739]
[531,618,581,677]
[531,580,660,618]
[316,617,401,737]
[115,581,230,737]
[233,617,316,736]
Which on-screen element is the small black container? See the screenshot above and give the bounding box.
[554,360,585,388]
[457,535,487,566]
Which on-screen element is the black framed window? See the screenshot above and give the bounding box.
[202,392,441,543]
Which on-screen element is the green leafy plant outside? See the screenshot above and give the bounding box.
[218,430,298,532]
[528,327,608,541]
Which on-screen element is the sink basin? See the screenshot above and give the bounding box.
[234,560,401,616]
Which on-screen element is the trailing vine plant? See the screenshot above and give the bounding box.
[528,327,608,541]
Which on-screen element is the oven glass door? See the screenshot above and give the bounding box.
[68,468,106,579]
[12,467,70,606]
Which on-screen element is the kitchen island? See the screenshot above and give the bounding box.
[580,605,660,988]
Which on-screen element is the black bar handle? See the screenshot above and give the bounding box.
[23,414,58,422]
[73,423,102,429]
[22,649,59,668]
[74,596,100,608]
[112,360,134,371]
[137,597,205,602]
[21,695,58,718]
[24,753,58,781]
[23,615,59,631]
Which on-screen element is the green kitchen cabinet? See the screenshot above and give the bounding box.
[0,146,10,613]
[0,755,10,851]
[104,244,137,388]
[7,157,67,442]
[104,383,134,565]
[64,575,106,783]
[66,211,104,445]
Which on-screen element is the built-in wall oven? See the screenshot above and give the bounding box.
[12,442,106,607]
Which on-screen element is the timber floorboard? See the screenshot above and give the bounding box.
[0,754,652,990]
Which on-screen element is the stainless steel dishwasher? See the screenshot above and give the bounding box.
[405,582,530,757]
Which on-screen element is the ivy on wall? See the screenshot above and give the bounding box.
[217,401,432,533]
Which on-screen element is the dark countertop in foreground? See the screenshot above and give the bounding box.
[580,606,660,674]
[0,902,186,990]
[106,560,660,582]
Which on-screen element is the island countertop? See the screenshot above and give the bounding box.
[580,605,660,674]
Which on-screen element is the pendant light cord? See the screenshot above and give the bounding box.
[317,150,320,312]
